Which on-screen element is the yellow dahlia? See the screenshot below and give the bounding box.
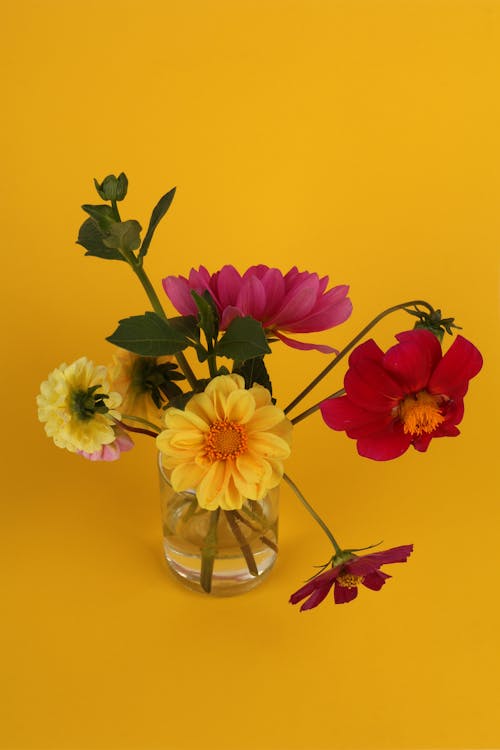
[156,374,292,510]
[37,357,122,454]
[108,350,183,425]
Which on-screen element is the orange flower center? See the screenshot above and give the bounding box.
[205,419,248,462]
[398,390,444,436]
[337,573,364,589]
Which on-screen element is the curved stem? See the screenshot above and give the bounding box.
[119,414,163,433]
[284,300,435,415]
[283,473,342,554]
[130,262,198,391]
[291,388,345,425]
[116,420,158,439]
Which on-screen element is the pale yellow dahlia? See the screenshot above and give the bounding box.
[37,357,122,454]
[156,374,292,511]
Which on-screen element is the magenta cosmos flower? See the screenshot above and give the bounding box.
[290,544,414,610]
[320,329,482,460]
[162,265,352,353]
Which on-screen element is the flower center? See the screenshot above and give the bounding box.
[398,390,444,436]
[205,419,248,462]
[70,386,109,421]
[337,573,363,589]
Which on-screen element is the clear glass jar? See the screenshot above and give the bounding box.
[158,454,279,596]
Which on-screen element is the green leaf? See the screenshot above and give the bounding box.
[106,312,189,356]
[168,315,200,342]
[191,290,219,345]
[81,204,116,232]
[76,218,125,261]
[233,356,273,395]
[102,220,142,252]
[138,187,176,260]
[215,317,271,362]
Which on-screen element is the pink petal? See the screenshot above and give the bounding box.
[258,268,286,321]
[269,275,320,328]
[384,330,443,392]
[162,276,198,316]
[428,335,483,398]
[237,275,267,319]
[211,265,242,309]
[220,305,244,330]
[275,331,337,353]
[284,289,353,333]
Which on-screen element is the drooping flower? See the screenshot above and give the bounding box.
[37,357,123,454]
[162,264,352,353]
[77,425,134,462]
[156,374,292,510]
[290,544,414,610]
[320,329,483,460]
[108,350,184,425]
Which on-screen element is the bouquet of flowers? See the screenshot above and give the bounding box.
[37,173,483,610]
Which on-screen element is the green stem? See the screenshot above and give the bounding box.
[120,414,163,433]
[284,300,435,415]
[283,473,342,554]
[130,262,198,391]
[224,511,258,576]
[291,388,346,425]
[207,353,218,379]
[200,509,220,593]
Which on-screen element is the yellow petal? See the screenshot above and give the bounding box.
[225,389,255,424]
[185,392,217,424]
[164,408,209,432]
[171,462,207,492]
[247,431,292,459]
[247,405,287,432]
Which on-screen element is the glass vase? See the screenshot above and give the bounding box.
[158,454,279,596]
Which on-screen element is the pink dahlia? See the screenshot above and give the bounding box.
[320,329,482,460]
[162,264,352,353]
[290,544,413,610]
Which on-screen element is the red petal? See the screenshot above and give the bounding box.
[344,340,404,412]
[428,335,483,398]
[362,571,391,591]
[321,396,393,438]
[334,582,358,604]
[289,568,338,604]
[384,329,442,392]
[299,584,334,611]
[348,545,414,575]
[356,423,412,460]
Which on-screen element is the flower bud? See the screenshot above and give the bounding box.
[94,172,128,202]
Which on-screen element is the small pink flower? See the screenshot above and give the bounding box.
[162,264,352,353]
[290,544,414,610]
[77,426,134,462]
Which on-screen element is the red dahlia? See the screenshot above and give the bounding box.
[320,329,482,460]
[290,544,414,610]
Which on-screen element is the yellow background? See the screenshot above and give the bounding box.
[2,1,499,748]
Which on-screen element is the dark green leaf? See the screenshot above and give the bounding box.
[81,204,116,232]
[106,312,189,356]
[191,290,219,345]
[168,315,200,342]
[215,317,271,362]
[139,187,176,260]
[102,219,142,252]
[76,218,125,261]
[233,356,273,395]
